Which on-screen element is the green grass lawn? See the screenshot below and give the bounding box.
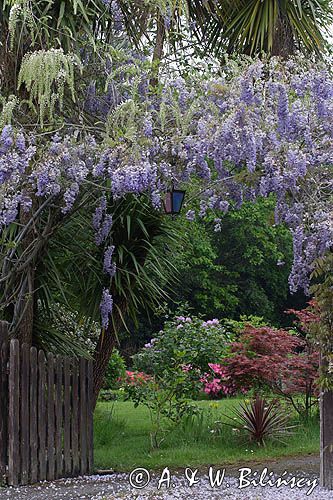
[94,398,320,471]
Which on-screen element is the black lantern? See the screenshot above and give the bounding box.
[163,187,185,215]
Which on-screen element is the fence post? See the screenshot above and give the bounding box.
[87,360,94,474]
[63,357,72,476]
[71,360,79,476]
[320,353,333,489]
[79,358,87,475]
[320,389,333,489]
[0,329,9,484]
[20,344,30,484]
[55,356,63,478]
[8,339,20,486]
[29,347,38,484]
[0,321,9,344]
[47,352,55,481]
[38,350,47,481]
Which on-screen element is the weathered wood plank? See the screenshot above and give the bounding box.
[47,352,55,481]
[20,344,30,484]
[71,360,79,476]
[29,347,38,484]
[320,387,333,489]
[8,339,20,486]
[79,358,87,475]
[38,350,47,481]
[63,357,71,476]
[0,341,9,483]
[0,321,8,344]
[55,357,63,479]
[87,360,94,474]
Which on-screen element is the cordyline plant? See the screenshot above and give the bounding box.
[223,396,295,446]
[0,0,332,403]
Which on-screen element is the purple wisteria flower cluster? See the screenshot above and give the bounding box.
[100,288,113,329]
[0,125,36,225]
[100,0,124,32]
[152,59,333,293]
[93,195,114,246]
[1,57,333,327]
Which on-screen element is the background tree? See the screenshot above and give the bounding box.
[170,198,299,323]
[117,0,332,87]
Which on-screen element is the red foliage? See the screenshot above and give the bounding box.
[283,351,319,395]
[286,300,321,333]
[203,323,319,400]
[225,325,305,390]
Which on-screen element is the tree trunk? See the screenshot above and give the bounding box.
[17,275,34,345]
[271,11,295,57]
[320,355,333,489]
[15,203,36,346]
[92,330,117,409]
[92,298,127,409]
[149,12,166,88]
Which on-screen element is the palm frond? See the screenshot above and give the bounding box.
[34,192,182,346]
[198,0,332,57]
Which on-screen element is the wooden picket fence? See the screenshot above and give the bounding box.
[0,335,94,486]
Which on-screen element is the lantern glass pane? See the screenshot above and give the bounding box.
[172,191,185,213]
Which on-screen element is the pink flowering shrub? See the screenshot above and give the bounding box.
[119,370,152,387]
[202,364,249,398]
[201,364,238,398]
[203,325,318,397]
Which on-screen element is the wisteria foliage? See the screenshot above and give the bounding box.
[1,56,332,326]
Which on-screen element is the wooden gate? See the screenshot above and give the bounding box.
[0,336,94,486]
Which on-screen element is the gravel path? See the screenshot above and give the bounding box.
[0,455,331,500]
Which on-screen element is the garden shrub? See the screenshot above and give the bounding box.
[124,314,233,448]
[103,349,126,389]
[132,314,234,377]
[121,370,152,386]
[98,388,125,402]
[203,314,319,418]
[125,367,201,449]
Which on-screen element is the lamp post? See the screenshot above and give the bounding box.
[163,186,186,216]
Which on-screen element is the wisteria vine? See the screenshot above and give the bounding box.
[1,56,332,328]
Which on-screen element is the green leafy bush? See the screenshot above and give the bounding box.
[103,349,126,390]
[221,315,267,336]
[125,368,201,449]
[124,313,234,448]
[98,388,125,402]
[132,314,234,377]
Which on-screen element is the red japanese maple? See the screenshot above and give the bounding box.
[204,305,320,417]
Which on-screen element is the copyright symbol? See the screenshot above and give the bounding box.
[129,468,150,489]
